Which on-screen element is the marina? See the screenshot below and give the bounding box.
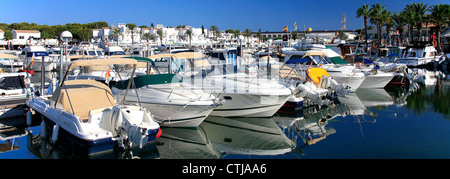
[0,0,449,159]
[0,80,450,159]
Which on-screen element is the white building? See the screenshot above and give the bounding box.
[93,23,214,47]
[92,29,99,39]
[0,29,4,40]
[12,30,41,45]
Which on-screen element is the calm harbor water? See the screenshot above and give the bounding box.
[1,71,449,159]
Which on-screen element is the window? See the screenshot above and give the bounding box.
[0,76,25,90]
[19,36,24,39]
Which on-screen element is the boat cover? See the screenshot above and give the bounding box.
[306,67,330,85]
[114,74,182,90]
[51,80,116,121]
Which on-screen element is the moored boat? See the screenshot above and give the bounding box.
[26,58,162,154]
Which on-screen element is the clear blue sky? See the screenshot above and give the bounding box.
[1,0,447,32]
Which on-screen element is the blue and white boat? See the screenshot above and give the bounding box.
[26,58,161,154]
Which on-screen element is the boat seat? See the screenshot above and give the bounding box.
[51,79,116,122]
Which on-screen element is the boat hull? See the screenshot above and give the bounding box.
[359,73,395,88]
[210,94,290,117]
[142,103,217,127]
[329,74,364,92]
[41,116,115,155]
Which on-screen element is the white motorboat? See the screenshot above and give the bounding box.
[0,72,31,119]
[395,45,444,67]
[112,73,221,127]
[320,48,395,89]
[26,58,162,155]
[104,46,126,56]
[283,50,365,92]
[19,46,57,72]
[0,53,23,72]
[151,52,292,118]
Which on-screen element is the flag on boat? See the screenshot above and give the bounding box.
[293,22,297,31]
[283,26,288,32]
[105,68,111,78]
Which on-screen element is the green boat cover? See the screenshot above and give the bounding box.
[329,56,348,64]
[123,56,155,66]
[114,74,181,89]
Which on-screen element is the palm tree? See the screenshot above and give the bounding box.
[243,29,253,46]
[112,28,123,45]
[142,33,151,44]
[369,3,386,45]
[126,23,137,45]
[233,29,241,39]
[185,29,193,47]
[392,11,407,46]
[410,3,430,40]
[209,25,220,40]
[356,4,370,50]
[382,10,393,46]
[157,29,164,45]
[403,6,417,43]
[428,4,450,51]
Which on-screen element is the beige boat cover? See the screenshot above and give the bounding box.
[67,55,94,59]
[0,53,19,59]
[147,52,204,59]
[51,79,115,122]
[272,65,302,80]
[68,58,145,71]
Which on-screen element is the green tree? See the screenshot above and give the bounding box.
[357,4,370,49]
[113,28,123,45]
[157,29,164,44]
[382,10,393,46]
[369,3,387,45]
[392,12,407,46]
[428,4,450,51]
[185,29,193,47]
[126,23,137,45]
[209,25,220,40]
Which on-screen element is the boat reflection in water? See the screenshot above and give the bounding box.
[273,87,399,157]
[202,117,296,158]
[156,126,220,159]
[27,132,160,159]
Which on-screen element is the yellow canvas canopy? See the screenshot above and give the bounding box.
[68,58,145,71]
[0,53,19,59]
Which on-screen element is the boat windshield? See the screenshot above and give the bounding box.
[310,55,333,65]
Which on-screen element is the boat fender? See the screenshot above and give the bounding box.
[26,110,32,126]
[156,128,162,138]
[51,125,59,143]
[40,121,47,138]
